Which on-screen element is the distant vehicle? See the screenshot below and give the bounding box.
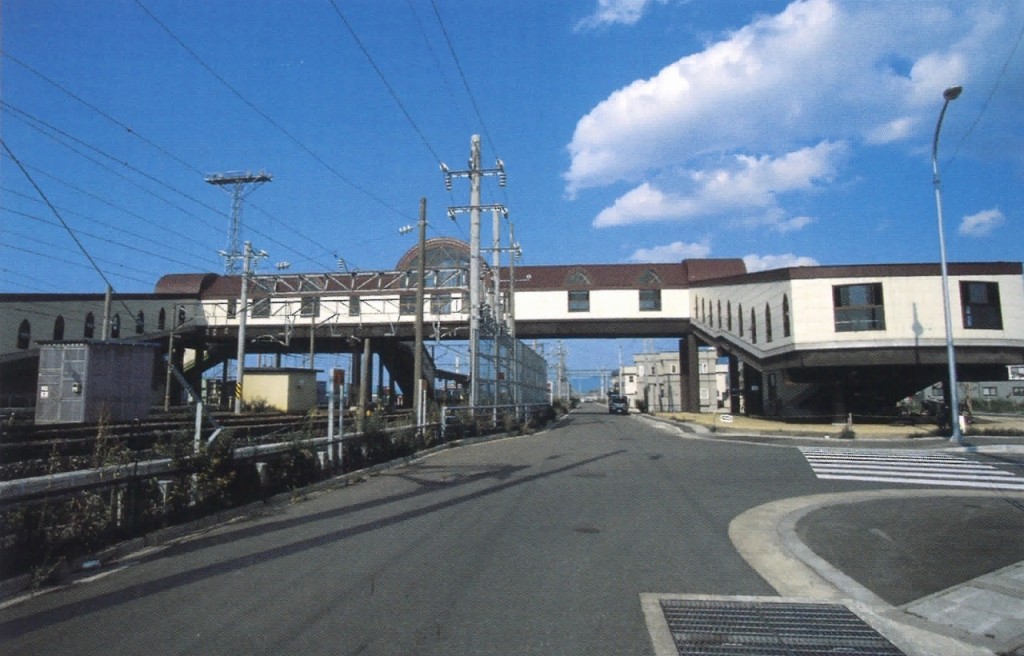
[608,394,629,415]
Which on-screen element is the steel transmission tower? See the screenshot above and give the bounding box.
[205,170,272,273]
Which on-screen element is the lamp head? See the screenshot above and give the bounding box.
[943,85,963,101]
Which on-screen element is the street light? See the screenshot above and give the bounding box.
[931,84,963,443]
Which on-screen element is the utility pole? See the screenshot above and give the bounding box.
[205,170,272,274]
[441,135,506,409]
[230,242,267,415]
[400,198,428,432]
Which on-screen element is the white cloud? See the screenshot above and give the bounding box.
[958,208,1005,237]
[592,141,844,227]
[575,0,669,31]
[628,240,711,262]
[743,253,820,272]
[565,0,1006,196]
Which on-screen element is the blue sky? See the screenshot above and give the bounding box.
[2,0,1022,376]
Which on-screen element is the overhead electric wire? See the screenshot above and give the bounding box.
[132,0,412,223]
[328,0,444,165]
[1,140,126,294]
[947,20,1024,168]
[2,50,344,271]
[0,241,150,286]
[4,206,207,270]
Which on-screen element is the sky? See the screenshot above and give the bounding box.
[2,0,1023,377]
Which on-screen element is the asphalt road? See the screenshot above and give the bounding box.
[1,404,1011,655]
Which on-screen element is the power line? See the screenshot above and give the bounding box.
[947,20,1024,167]
[329,0,444,164]
[2,51,347,271]
[132,0,412,222]
[1,140,123,292]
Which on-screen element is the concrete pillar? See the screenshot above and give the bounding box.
[358,338,372,431]
[678,335,701,412]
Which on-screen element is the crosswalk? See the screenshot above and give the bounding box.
[799,447,1024,490]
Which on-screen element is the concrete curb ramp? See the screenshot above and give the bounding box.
[728,489,1024,656]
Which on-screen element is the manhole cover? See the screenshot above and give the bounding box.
[658,598,906,656]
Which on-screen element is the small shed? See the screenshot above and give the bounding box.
[35,340,159,424]
[242,368,319,413]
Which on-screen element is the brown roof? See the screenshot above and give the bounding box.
[516,259,747,290]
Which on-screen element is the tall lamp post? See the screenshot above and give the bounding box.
[931,84,963,443]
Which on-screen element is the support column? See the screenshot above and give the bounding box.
[678,335,701,412]
[727,354,741,415]
[358,338,372,432]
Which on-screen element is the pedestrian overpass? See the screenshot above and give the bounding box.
[2,240,1022,418]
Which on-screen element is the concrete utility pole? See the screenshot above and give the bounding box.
[400,199,429,431]
[205,170,272,274]
[231,241,266,415]
[441,135,507,409]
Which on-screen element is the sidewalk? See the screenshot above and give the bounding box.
[669,413,1024,656]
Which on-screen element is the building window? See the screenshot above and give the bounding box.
[700,388,710,400]
[135,311,145,334]
[399,293,416,315]
[430,292,452,315]
[717,300,722,329]
[300,297,320,317]
[252,298,271,318]
[348,296,360,316]
[568,290,590,312]
[750,308,757,344]
[158,308,167,330]
[699,362,709,374]
[639,289,661,312]
[727,301,732,331]
[782,294,791,338]
[17,319,31,349]
[981,386,998,397]
[53,315,65,341]
[738,304,744,337]
[226,299,237,319]
[110,314,121,338]
[1013,387,1024,396]
[960,281,1002,330]
[84,312,95,338]
[833,283,885,332]
[765,303,773,343]
[177,307,187,326]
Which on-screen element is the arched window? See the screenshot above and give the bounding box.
[738,304,744,337]
[750,308,758,344]
[158,308,167,330]
[135,311,145,334]
[177,307,187,327]
[717,300,722,329]
[111,314,121,338]
[765,303,773,343]
[53,315,65,341]
[701,298,706,323]
[727,301,732,331]
[84,312,95,338]
[782,294,791,338]
[17,319,31,349]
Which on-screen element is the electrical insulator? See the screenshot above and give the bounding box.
[445,175,452,191]
[499,173,507,187]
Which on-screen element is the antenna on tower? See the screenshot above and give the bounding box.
[205,170,272,273]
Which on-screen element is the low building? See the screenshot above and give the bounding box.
[241,368,319,413]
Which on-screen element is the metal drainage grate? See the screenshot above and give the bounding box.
[660,599,906,656]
